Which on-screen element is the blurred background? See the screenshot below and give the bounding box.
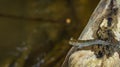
[0,0,99,67]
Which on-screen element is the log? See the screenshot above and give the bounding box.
[69,50,120,67]
[62,0,120,67]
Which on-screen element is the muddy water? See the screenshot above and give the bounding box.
[0,0,99,67]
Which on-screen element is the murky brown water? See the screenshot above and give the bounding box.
[0,0,99,67]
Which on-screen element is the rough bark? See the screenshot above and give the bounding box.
[62,0,120,67]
